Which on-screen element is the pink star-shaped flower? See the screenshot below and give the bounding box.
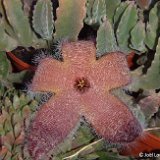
[28,41,142,159]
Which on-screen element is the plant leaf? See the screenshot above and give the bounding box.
[144,2,160,49]
[55,0,86,41]
[113,2,129,32]
[96,20,118,57]
[139,95,160,122]
[7,70,29,84]
[116,2,138,53]
[13,95,20,108]
[33,0,54,40]
[0,2,16,38]
[62,139,130,160]
[0,88,38,159]
[0,26,18,51]
[62,139,105,160]
[130,20,146,53]
[130,38,160,90]
[84,0,106,27]
[3,0,34,46]
[0,52,11,80]
[105,0,121,22]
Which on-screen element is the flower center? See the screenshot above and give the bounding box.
[74,77,90,93]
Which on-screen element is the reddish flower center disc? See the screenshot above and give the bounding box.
[74,77,90,93]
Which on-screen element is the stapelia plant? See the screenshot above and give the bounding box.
[0,0,160,160]
[28,41,142,159]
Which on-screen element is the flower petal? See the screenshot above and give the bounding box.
[80,89,142,143]
[27,91,81,160]
[90,52,130,91]
[31,58,72,93]
[62,41,96,70]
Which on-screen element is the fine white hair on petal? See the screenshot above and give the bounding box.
[32,39,68,65]
[32,49,51,65]
[49,38,69,61]
[37,92,53,107]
